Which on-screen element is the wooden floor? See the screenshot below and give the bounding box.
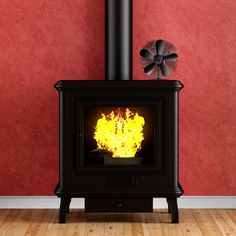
[0,209,236,235]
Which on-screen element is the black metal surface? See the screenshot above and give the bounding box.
[167,198,179,223]
[104,156,142,166]
[105,0,132,80]
[85,198,153,212]
[54,80,183,92]
[54,80,184,223]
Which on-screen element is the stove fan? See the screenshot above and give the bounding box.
[140,39,178,79]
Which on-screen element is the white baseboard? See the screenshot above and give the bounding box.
[0,196,235,209]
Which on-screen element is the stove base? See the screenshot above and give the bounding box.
[55,183,183,224]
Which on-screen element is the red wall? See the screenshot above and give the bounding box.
[0,0,235,196]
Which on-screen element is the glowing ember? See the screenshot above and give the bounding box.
[94,108,145,158]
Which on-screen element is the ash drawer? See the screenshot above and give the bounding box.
[85,198,153,212]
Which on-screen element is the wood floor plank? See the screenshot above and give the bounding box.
[141,212,164,236]
[123,213,134,236]
[161,223,183,236]
[225,210,236,225]
[0,209,6,221]
[84,213,105,236]
[24,209,55,236]
[179,209,203,236]
[0,210,13,224]
[158,209,183,236]
[0,209,235,236]
[192,209,223,236]
[123,213,144,236]
[44,209,67,236]
[210,209,236,236]
[35,209,56,236]
[23,209,43,235]
[0,210,20,235]
[131,222,144,236]
[104,213,124,236]
[64,209,87,236]
[4,209,36,236]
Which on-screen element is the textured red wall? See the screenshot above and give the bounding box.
[0,0,235,196]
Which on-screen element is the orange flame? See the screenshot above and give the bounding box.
[94,108,145,158]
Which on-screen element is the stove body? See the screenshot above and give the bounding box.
[54,80,183,223]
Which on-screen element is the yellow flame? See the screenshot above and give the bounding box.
[94,108,145,158]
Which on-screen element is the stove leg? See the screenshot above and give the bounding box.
[67,198,71,214]
[59,197,71,223]
[166,199,171,213]
[166,197,179,223]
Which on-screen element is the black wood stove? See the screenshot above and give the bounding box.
[54,0,183,223]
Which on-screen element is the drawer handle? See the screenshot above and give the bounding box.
[115,202,123,208]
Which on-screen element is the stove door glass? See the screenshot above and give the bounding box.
[83,106,156,166]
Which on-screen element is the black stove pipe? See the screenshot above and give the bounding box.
[105,0,132,81]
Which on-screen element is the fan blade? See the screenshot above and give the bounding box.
[144,63,156,74]
[160,63,169,77]
[140,49,154,60]
[156,39,165,55]
[164,53,178,62]
[141,57,153,67]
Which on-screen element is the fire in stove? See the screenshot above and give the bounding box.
[94,108,145,158]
